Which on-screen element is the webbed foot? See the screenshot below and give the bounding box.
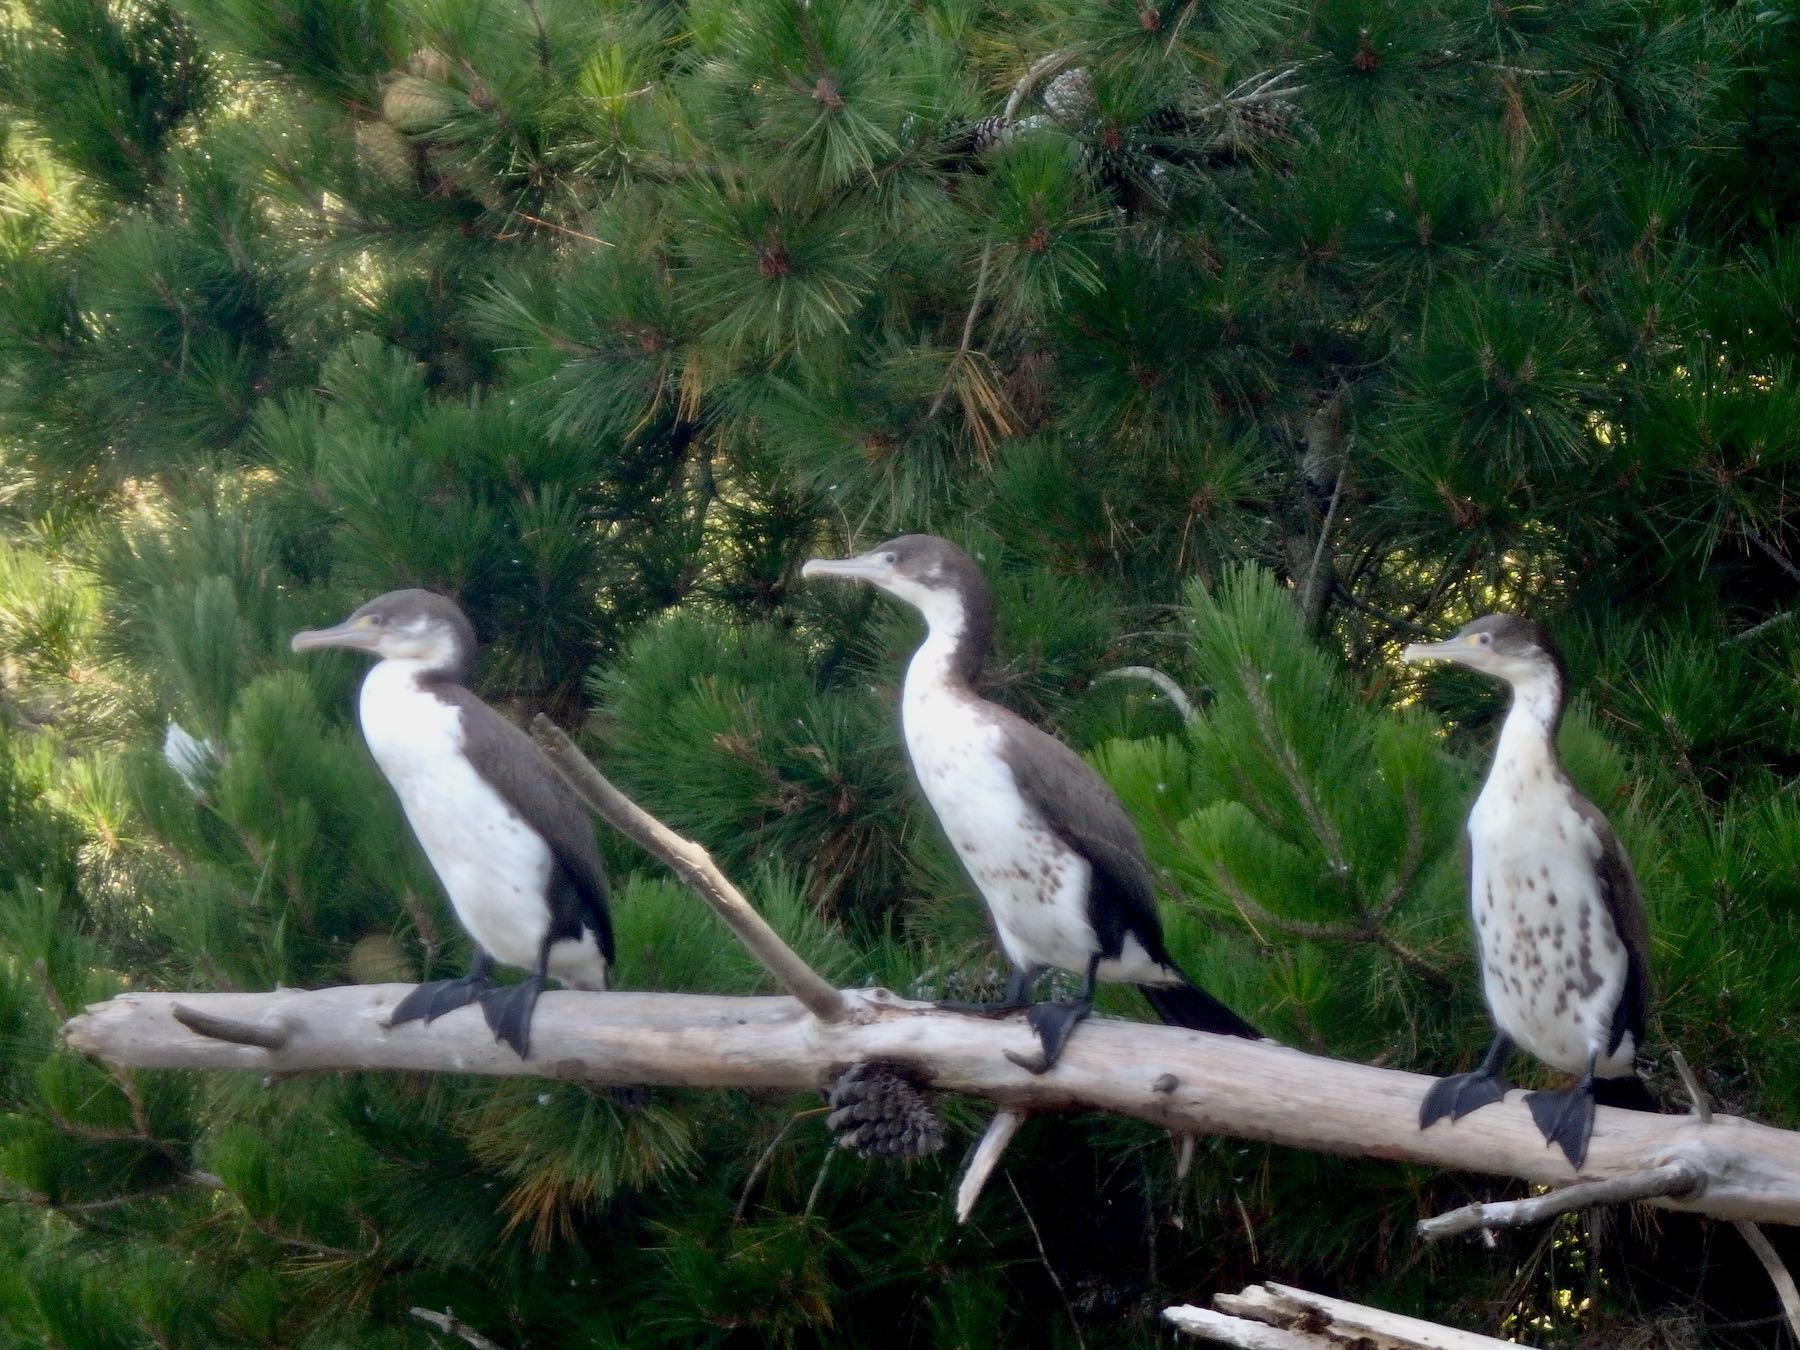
[1002,999,1092,1075]
[1525,1084,1596,1169]
[387,973,494,1029]
[934,997,1030,1018]
[478,976,545,1060]
[1419,1070,1514,1129]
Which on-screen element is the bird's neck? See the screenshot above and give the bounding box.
[1490,667,1565,779]
[904,589,990,694]
[365,656,464,696]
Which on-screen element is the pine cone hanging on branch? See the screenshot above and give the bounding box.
[826,1062,946,1160]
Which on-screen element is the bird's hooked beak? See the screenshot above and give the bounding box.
[801,552,895,588]
[1402,634,1486,667]
[290,616,382,655]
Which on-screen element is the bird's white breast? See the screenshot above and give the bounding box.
[1467,742,1633,1076]
[358,661,582,978]
[902,663,1163,984]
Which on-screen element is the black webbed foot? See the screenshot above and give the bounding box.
[387,972,494,1029]
[934,997,1030,1018]
[479,976,545,1060]
[938,966,1037,1019]
[1419,1070,1514,1129]
[1002,999,1093,1075]
[1525,1083,1597,1169]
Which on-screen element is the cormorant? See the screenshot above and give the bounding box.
[802,535,1258,1071]
[292,589,612,1059]
[1405,614,1654,1168]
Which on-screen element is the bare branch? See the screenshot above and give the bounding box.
[1416,1161,1703,1242]
[409,1307,507,1350]
[62,985,1800,1229]
[1171,1280,1513,1347]
[956,1108,1025,1223]
[1097,666,1198,721]
[1734,1219,1800,1342]
[530,718,849,1022]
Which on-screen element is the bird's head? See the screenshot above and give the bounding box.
[1402,614,1564,689]
[291,589,476,680]
[801,534,990,639]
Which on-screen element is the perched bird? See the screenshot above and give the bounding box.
[802,535,1258,1072]
[1405,615,1655,1168]
[291,590,612,1059]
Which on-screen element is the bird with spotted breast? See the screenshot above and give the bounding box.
[1405,614,1657,1168]
[802,535,1259,1072]
[292,589,613,1060]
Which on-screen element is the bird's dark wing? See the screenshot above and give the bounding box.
[992,710,1169,963]
[442,689,614,962]
[1573,795,1651,1056]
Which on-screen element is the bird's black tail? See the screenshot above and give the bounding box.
[1594,1074,1660,1113]
[1140,976,1260,1041]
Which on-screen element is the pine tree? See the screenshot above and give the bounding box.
[3,0,1799,1343]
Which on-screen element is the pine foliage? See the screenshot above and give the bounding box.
[2,0,1799,1342]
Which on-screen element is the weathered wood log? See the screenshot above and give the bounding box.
[61,983,1800,1228]
[1168,1280,1512,1348]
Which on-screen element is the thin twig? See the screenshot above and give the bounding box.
[1733,1220,1800,1342]
[925,246,993,421]
[1729,609,1797,645]
[409,1307,507,1350]
[1097,666,1198,721]
[1417,1161,1703,1241]
[531,718,848,1021]
[1745,524,1800,587]
[1008,1174,1088,1350]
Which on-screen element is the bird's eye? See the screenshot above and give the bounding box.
[365,614,384,627]
[882,552,897,565]
[1477,632,1491,645]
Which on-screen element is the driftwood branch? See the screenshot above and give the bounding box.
[61,984,1800,1229]
[1416,1161,1704,1241]
[1169,1281,1511,1348]
[409,1307,506,1350]
[530,717,848,1022]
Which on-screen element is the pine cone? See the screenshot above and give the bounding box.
[1042,67,1095,124]
[382,74,455,134]
[826,1062,945,1160]
[355,120,417,188]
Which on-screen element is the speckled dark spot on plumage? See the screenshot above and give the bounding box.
[1546,891,1558,907]
[1554,990,1569,1015]
[1524,875,1537,891]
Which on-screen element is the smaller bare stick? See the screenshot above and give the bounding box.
[532,718,848,1022]
[1173,1132,1197,1183]
[956,1108,1025,1224]
[1097,666,1197,722]
[171,1004,290,1050]
[1733,1219,1800,1341]
[1670,1049,1713,1122]
[1417,1161,1702,1242]
[409,1307,506,1350]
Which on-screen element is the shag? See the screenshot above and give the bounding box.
[292,590,612,1059]
[1405,615,1654,1168]
[803,535,1258,1072]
